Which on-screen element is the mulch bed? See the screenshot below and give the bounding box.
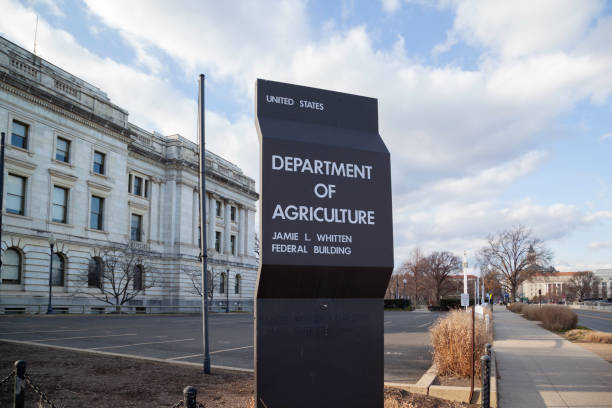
[1,341,475,407]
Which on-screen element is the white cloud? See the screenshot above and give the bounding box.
[381,0,401,13]
[436,0,604,58]
[600,132,612,140]
[589,241,612,249]
[584,211,612,222]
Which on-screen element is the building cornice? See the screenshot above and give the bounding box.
[0,71,132,144]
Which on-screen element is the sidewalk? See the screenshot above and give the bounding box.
[493,306,612,407]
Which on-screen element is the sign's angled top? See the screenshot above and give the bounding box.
[255,79,393,298]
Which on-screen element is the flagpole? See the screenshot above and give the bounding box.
[198,74,211,374]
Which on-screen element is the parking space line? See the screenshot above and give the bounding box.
[91,338,195,350]
[168,353,203,361]
[32,333,137,342]
[0,329,89,335]
[417,322,431,328]
[210,345,253,355]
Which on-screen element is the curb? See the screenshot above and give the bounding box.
[385,353,498,407]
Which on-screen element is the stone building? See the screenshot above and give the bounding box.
[0,36,258,312]
[521,269,611,301]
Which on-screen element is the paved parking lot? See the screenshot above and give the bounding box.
[0,310,442,383]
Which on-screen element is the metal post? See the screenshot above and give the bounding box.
[469,303,475,403]
[13,360,25,408]
[198,74,211,374]
[47,242,54,314]
[481,355,491,408]
[485,343,491,357]
[183,386,197,408]
[0,132,5,274]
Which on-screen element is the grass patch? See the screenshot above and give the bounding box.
[430,309,493,379]
[565,329,612,344]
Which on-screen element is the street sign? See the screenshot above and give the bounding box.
[255,79,393,408]
[461,293,469,307]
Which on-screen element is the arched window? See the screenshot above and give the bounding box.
[235,274,241,294]
[219,272,226,294]
[133,264,144,291]
[88,257,104,289]
[51,253,65,287]
[2,248,22,284]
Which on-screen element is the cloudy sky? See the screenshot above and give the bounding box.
[1,0,611,271]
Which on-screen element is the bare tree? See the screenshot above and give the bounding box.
[399,248,428,305]
[78,243,159,308]
[423,251,461,305]
[567,271,601,301]
[478,225,552,302]
[482,268,503,301]
[183,262,222,301]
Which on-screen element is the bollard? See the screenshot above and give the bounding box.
[485,343,491,357]
[14,360,26,408]
[183,385,197,408]
[481,355,491,408]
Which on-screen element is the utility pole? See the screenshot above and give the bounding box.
[198,74,211,374]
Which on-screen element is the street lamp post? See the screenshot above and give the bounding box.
[403,278,407,309]
[226,268,230,313]
[46,233,56,314]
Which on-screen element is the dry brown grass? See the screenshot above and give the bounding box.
[565,329,612,344]
[507,303,525,314]
[518,305,578,331]
[430,309,493,379]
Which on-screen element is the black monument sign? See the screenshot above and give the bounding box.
[255,79,393,407]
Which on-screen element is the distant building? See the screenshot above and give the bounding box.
[0,36,258,312]
[521,269,611,301]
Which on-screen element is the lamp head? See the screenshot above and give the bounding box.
[48,233,56,246]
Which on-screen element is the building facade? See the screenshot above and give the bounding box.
[521,269,612,301]
[0,36,258,312]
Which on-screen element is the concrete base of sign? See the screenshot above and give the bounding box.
[255,298,384,408]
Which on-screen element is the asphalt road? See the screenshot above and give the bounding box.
[0,310,444,383]
[575,309,612,333]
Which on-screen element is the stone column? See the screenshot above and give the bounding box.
[245,209,252,256]
[224,200,231,254]
[209,194,216,250]
[238,206,246,256]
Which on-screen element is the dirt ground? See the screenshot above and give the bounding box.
[0,341,476,407]
[571,342,612,363]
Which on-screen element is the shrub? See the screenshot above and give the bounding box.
[507,303,525,314]
[384,299,411,309]
[430,309,493,379]
[514,304,577,331]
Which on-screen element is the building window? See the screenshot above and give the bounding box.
[11,120,28,149]
[133,264,144,291]
[90,195,104,230]
[133,176,142,196]
[93,151,105,175]
[128,174,149,198]
[131,214,142,242]
[1,248,22,284]
[88,257,104,288]
[230,235,236,255]
[215,231,221,252]
[7,174,26,215]
[52,186,68,223]
[51,253,65,286]
[219,272,226,294]
[215,201,222,217]
[603,282,608,299]
[235,274,241,294]
[230,206,236,222]
[55,137,70,162]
